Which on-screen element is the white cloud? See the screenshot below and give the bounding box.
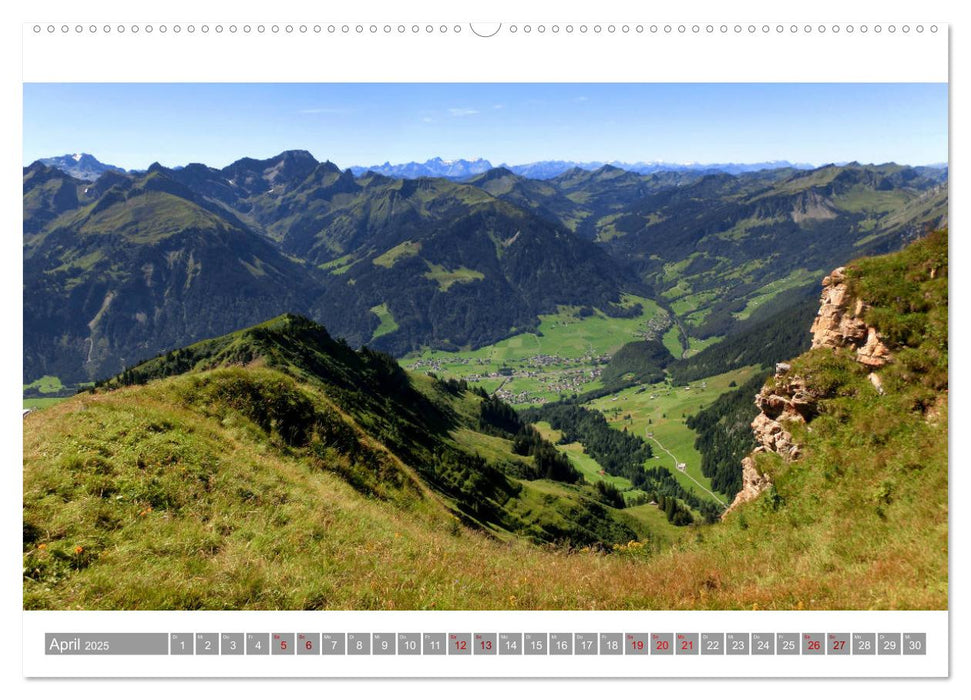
[493,104,504,110]
[573,96,589,103]
[447,107,479,117]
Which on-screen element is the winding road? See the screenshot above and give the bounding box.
[645,429,728,507]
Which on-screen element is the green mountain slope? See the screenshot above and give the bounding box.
[479,161,945,338]
[602,163,948,338]
[23,165,321,383]
[23,163,84,236]
[168,155,638,354]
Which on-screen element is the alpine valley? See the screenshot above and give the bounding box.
[23,151,948,610]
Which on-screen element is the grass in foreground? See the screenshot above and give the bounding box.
[23,357,944,610]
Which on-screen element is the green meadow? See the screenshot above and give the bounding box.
[587,366,762,503]
[370,303,400,340]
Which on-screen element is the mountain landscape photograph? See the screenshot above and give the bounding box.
[22,82,948,611]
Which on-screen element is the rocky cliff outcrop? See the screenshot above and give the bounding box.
[728,455,774,511]
[725,266,895,516]
[751,362,813,460]
[809,267,891,367]
[725,362,810,513]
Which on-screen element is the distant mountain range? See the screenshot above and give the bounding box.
[350,157,819,180]
[41,153,822,183]
[349,156,495,180]
[25,150,947,383]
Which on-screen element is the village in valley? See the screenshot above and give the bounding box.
[408,351,608,405]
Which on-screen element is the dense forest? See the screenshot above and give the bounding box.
[667,294,818,384]
[510,426,582,484]
[598,338,674,391]
[654,493,695,527]
[521,403,653,484]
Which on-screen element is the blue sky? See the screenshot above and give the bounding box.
[23,83,948,169]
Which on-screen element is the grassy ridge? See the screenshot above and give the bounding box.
[712,229,948,609]
[98,316,662,549]
[22,371,669,610]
